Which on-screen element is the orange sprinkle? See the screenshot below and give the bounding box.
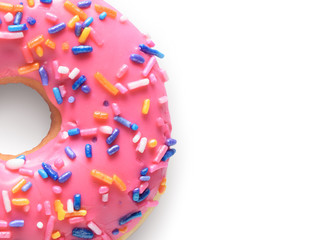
[27,35,45,49]
[67,15,80,29]
[113,175,127,192]
[18,63,40,75]
[93,111,109,120]
[148,139,158,148]
[94,72,119,96]
[119,226,128,233]
[27,0,35,7]
[12,198,30,206]
[11,179,27,194]
[0,3,14,12]
[51,231,61,239]
[45,39,56,50]
[65,210,87,218]
[91,169,113,185]
[35,46,44,57]
[64,1,87,21]
[13,4,23,12]
[158,185,166,194]
[160,177,167,186]
[62,42,70,51]
[94,4,117,19]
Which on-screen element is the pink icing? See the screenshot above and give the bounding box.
[0,0,174,239]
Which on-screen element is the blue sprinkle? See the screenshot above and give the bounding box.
[77,0,92,8]
[114,116,132,128]
[140,167,148,176]
[99,12,107,20]
[82,17,93,28]
[17,155,26,160]
[41,162,58,181]
[53,87,63,105]
[137,188,150,203]
[130,54,145,64]
[139,44,165,58]
[72,228,94,239]
[74,194,81,211]
[165,138,177,146]
[112,229,119,235]
[58,171,72,183]
[132,188,140,202]
[39,66,49,86]
[103,100,109,106]
[48,22,66,34]
[9,220,24,227]
[161,148,176,161]
[38,169,48,179]
[131,123,139,131]
[68,96,75,103]
[106,128,119,145]
[0,18,2,25]
[40,0,52,3]
[81,85,91,93]
[107,145,120,156]
[21,182,32,192]
[8,24,28,32]
[26,16,36,25]
[85,144,92,158]
[68,128,80,136]
[72,45,93,55]
[72,75,87,90]
[13,12,23,25]
[75,22,82,37]
[65,146,76,160]
[119,211,142,225]
[139,176,150,182]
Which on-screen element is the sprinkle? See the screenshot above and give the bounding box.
[2,191,11,213]
[45,12,58,23]
[140,176,150,182]
[26,16,36,25]
[22,45,33,63]
[99,186,109,194]
[68,96,75,103]
[115,83,128,94]
[81,85,91,93]
[53,87,63,105]
[0,3,13,12]
[102,193,109,202]
[64,1,88,20]
[162,149,176,161]
[48,22,66,34]
[45,39,56,49]
[153,145,169,163]
[116,64,128,79]
[9,220,24,228]
[72,228,94,239]
[139,182,149,193]
[68,128,80,136]
[140,167,149,176]
[136,188,150,203]
[67,199,74,213]
[52,60,60,80]
[113,175,126,191]
[12,179,27,194]
[149,161,168,173]
[73,75,87,90]
[95,72,119,96]
[149,73,158,84]
[87,221,102,235]
[28,35,45,49]
[132,132,141,143]
[119,211,142,225]
[111,103,121,116]
[54,158,64,169]
[13,12,23,25]
[127,78,150,91]
[106,128,119,145]
[132,188,139,202]
[85,144,92,158]
[18,168,34,177]
[80,128,97,137]
[78,1,92,8]
[40,0,53,3]
[166,138,177,146]
[82,17,93,28]
[72,45,93,55]
[142,56,157,77]
[21,181,32,192]
[42,163,59,181]
[158,96,168,104]
[79,27,91,44]
[94,111,109,120]
[94,4,117,19]
[107,145,120,156]
[148,139,158,148]
[137,137,147,153]
[65,146,76,160]
[36,222,43,229]
[146,39,155,47]
[52,231,61,239]
[89,27,104,46]
[38,169,48,179]
[114,116,133,129]
[0,232,11,238]
[160,69,169,82]
[120,15,128,23]
[4,13,13,23]
[27,0,35,7]
[112,229,119,235]
[16,155,26,160]
[58,171,72,183]
[99,126,113,135]
[91,169,113,185]
[5,157,25,170]
[142,99,150,115]
[52,186,62,194]
[67,15,80,29]
[68,67,80,79]
[44,216,55,240]
[35,45,44,57]
[37,204,43,212]
[75,22,82,37]
[131,123,139,131]
[18,62,40,75]
[69,217,84,224]
[12,198,29,206]
[145,200,159,208]
[65,210,87,218]
[139,44,165,58]
[39,66,49,86]
[74,194,81,211]
[99,12,107,20]
[8,24,28,32]
[130,54,145,64]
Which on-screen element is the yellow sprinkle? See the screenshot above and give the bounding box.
[11,179,27,194]
[54,200,66,221]
[51,231,61,239]
[148,139,158,148]
[35,45,44,57]
[62,42,70,51]
[94,72,119,96]
[18,63,40,75]
[67,15,80,29]
[27,0,35,7]
[113,175,127,192]
[78,27,91,44]
[91,169,113,185]
[45,39,56,50]
[65,210,87,218]
[142,99,150,115]
[12,198,30,206]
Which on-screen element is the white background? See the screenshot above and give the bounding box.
[1,0,328,239]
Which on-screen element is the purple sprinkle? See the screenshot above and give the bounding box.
[103,100,109,106]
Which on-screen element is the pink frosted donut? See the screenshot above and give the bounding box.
[0,0,176,239]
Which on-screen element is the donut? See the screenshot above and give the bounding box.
[0,0,176,239]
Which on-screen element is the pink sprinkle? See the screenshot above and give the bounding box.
[52,60,60,80]
[45,13,58,23]
[116,64,128,79]
[115,83,128,94]
[0,232,11,239]
[101,233,112,240]
[149,73,158,85]
[89,27,104,46]
[156,117,165,127]
[111,103,121,116]
[160,69,169,82]
[23,205,30,212]
[0,220,8,228]
[18,168,34,177]
[146,39,155,48]
[22,45,33,63]
[37,203,43,212]
[58,85,67,98]
[80,128,98,137]
[153,145,168,163]
[139,182,149,194]
[52,186,62,194]
[142,56,156,77]
[54,158,64,169]
[149,161,168,173]
[44,216,55,240]
[44,201,52,216]
[99,186,109,194]
[59,131,69,142]
[145,200,159,208]
[69,217,84,225]
[127,78,150,90]
[158,96,168,105]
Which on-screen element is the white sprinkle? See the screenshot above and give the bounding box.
[160,69,169,82]
[5,158,25,170]
[132,132,141,143]
[2,191,11,213]
[23,205,30,212]
[68,67,80,80]
[119,15,128,23]
[158,96,168,105]
[137,137,147,153]
[58,66,70,74]
[87,221,102,235]
[37,221,44,229]
[4,13,13,23]
[0,31,24,39]
[102,193,109,203]
[67,199,74,213]
[60,131,69,141]
[99,126,113,135]
[127,78,150,90]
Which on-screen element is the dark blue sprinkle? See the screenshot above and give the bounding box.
[85,144,92,158]
[139,176,150,182]
[119,211,142,225]
[75,22,82,37]
[74,194,81,211]
[139,44,165,58]
[26,16,36,25]
[13,12,23,25]
[48,22,66,34]
[140,167,148,176]
[132,188,140,202]
[40,0,52,3]
[106,128,119,145]
[53,87,63,105]
[39,66,49,86]
[77,0,92,8]
[72,228,94,239]
[165,138,177,146]
[72,75,87,90]
[114,116,132,128]
[8,24,28,32]
[58,171,72,183]
[65,146,76,160]
[81,85,91,93]
[130,54,145,64]
[112,229,119,235]
[42,162,58,181]
[136,188,150,203]
[9,220,24,227]
[103,100,109,106]
[161,148,176,161]
[131,123,139,131]
[92,137,97,143]
[72,45,93,55]
[107,145,120,156]
[68,128,80,136]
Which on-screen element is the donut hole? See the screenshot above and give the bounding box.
[0,77,61,160]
